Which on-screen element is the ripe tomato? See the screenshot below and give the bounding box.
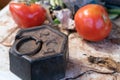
[74,4,112,41]
[9,3,46,28]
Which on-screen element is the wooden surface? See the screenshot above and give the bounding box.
[0,3,120,80]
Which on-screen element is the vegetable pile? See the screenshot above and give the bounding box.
[9,0,119,42]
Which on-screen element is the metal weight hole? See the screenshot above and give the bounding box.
[15,36,43,56]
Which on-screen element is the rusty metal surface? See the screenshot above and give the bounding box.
[13,25,67,59]
[9,25,68,80]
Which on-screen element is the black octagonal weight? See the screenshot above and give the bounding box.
[9,25,68,80]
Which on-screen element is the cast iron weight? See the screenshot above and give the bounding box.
[14,36,43,56]
[9,25,68,80]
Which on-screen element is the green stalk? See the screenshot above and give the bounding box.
[50,0,56,7]
[30,0,36,3]
[30,0,39,3]
[58,0,64,8]
[108,9,120,14]
[50,0,64,8]
[20,0,38,4]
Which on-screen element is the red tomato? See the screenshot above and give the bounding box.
[9,3,46,28]
[74,4,112,41]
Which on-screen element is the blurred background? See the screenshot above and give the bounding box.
[0,0,11,10]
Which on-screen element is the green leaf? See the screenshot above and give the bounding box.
[54,18,60,24]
